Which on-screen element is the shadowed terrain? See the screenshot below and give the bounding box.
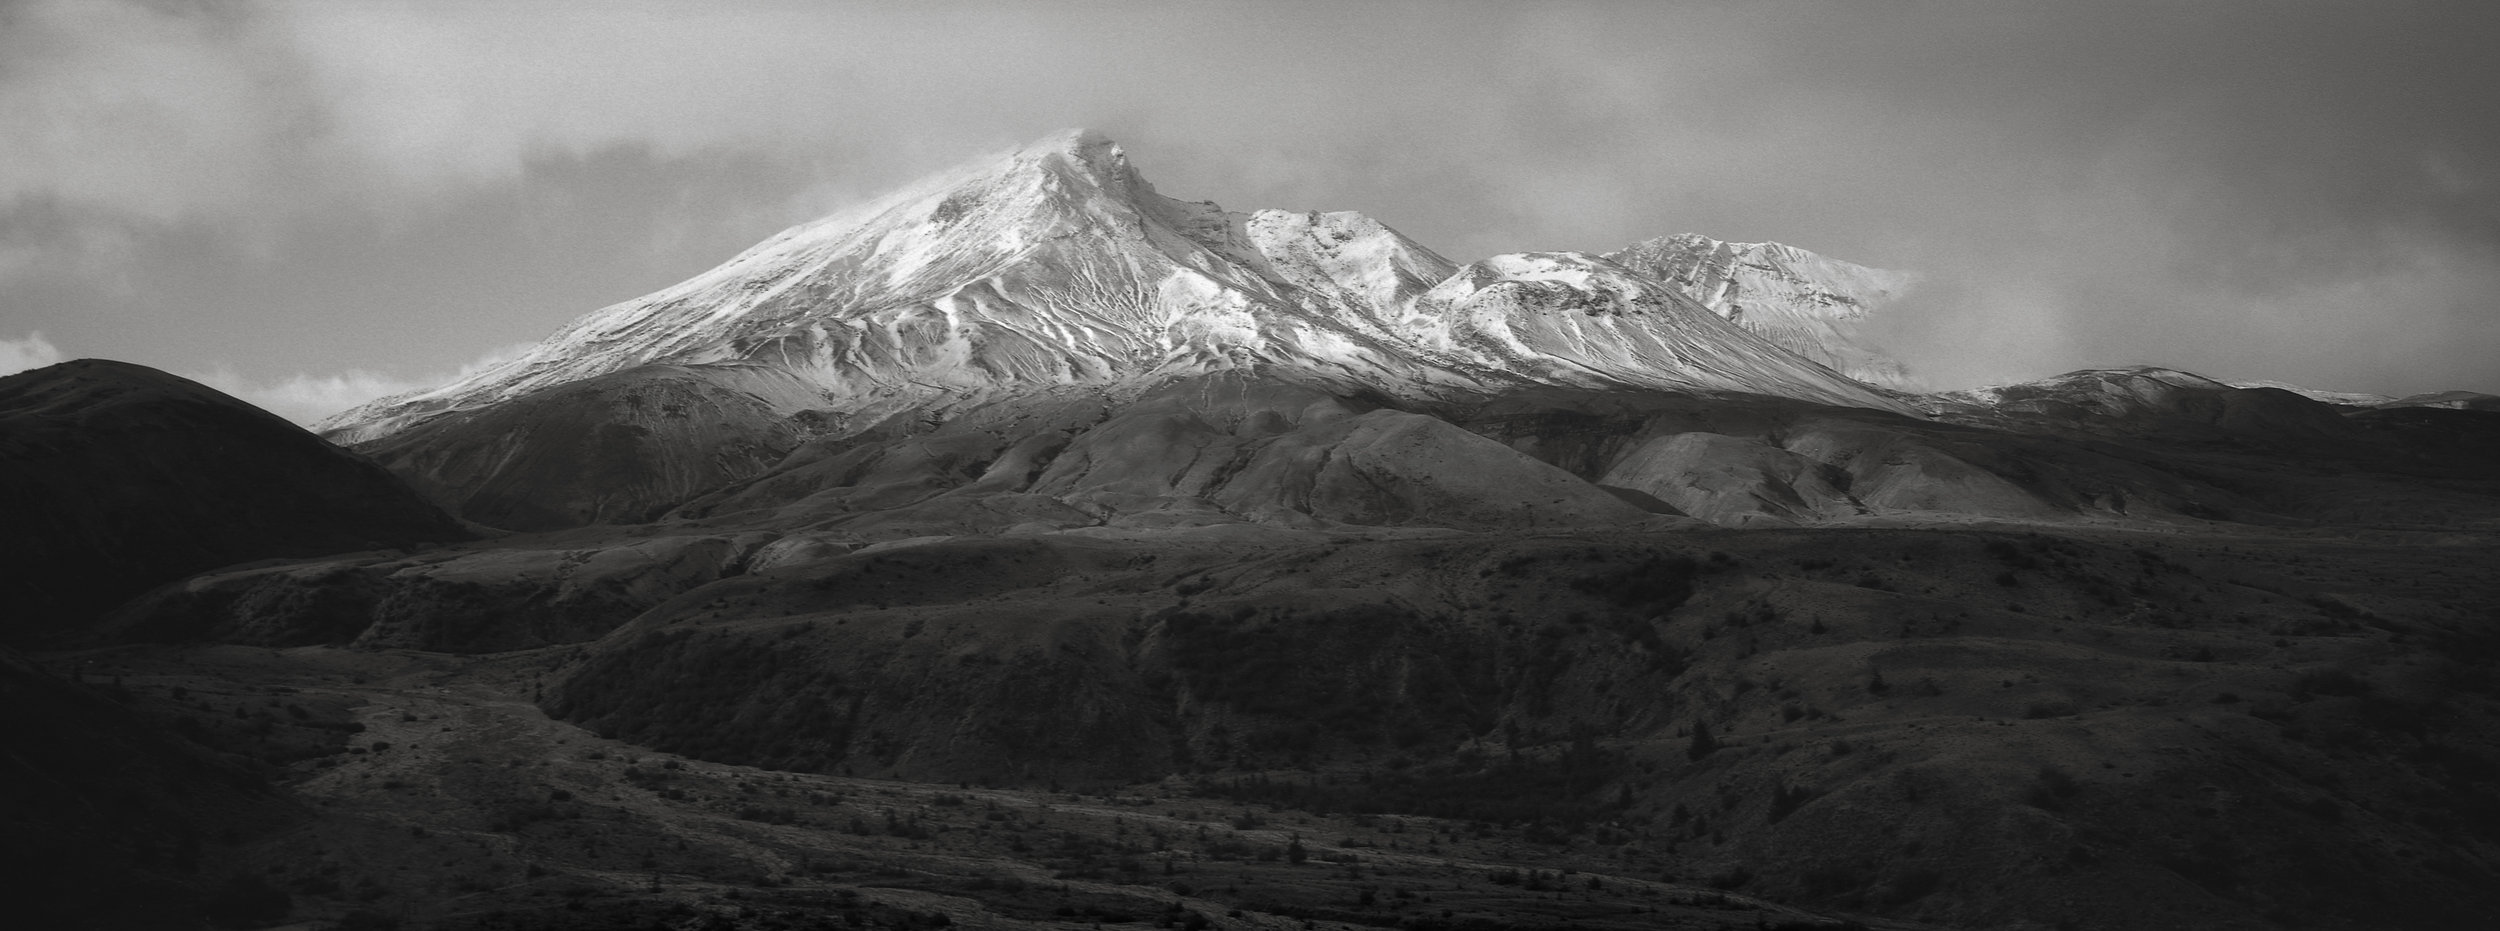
[0,360,471,646]
[30,518,2500,930]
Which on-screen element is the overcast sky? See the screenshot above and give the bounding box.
[3,0,2495,421]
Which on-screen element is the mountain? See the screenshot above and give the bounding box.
[347,362,827,531]
[1933,366,2363,443]
[0,360,471,644]
[318,131,1906,529]
[2379,389,2500,411]
[25,131,2500,931]
[2227,381,2500,413]
[1608,233,1916,388]
[2227,379,2398,407]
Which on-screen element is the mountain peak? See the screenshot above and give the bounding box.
[323,137,1914,444]
[975,128,1134,187]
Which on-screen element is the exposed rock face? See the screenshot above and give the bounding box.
[0,360,469,644]
[1608,232,1917,389]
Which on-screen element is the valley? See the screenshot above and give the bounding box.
[29,521,2500,930]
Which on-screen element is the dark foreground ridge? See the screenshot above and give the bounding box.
[0,359,471,645]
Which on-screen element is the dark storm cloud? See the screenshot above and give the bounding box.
[1,0,2493,418]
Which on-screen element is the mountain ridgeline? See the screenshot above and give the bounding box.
[13,131,2500,931]
[317,130,1922,531]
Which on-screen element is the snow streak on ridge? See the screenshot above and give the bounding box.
[324,131,1910,443]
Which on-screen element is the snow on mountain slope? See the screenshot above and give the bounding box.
[1404,251,1905,411]
[1607,233,1916,388]
[323,131,1910,445]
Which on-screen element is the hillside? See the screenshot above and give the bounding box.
[0,360,470,644]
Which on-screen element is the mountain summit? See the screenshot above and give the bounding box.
[313,131,1934,529]
[325,131,1903,445]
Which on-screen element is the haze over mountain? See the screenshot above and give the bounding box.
[9,3,2499,412]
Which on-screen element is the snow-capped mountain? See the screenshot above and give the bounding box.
[1607,233,1916,389]
[323,131,1905,444]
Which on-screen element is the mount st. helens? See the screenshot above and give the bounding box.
[326,130,1900,439]
[317,130,1914,529]
[13,131,2500,931]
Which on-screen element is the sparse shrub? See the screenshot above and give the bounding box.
[2022,700,2077,719]
[1687,719,1718,761]
[2024,766,2083,811]
[1766,780,1814,824]
[1707,865,1754,889]
[2291,668,2372,699]
[736,806,796,824]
